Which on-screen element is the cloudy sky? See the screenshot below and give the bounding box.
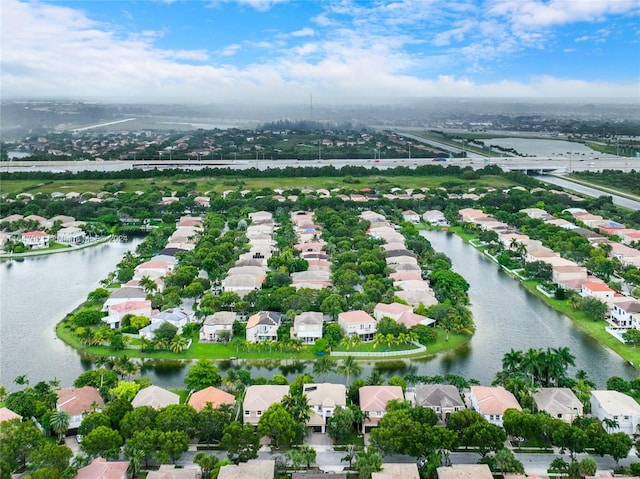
[2,0,639,104]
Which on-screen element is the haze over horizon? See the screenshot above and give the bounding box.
[1,0,639,105]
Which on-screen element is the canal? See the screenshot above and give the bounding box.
[0,232,636,392]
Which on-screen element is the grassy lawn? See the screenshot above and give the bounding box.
[521,279,640,368]
[3,174,519,195]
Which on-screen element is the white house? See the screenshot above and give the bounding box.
[246,311,282,343]
[469,386,522,426]
[422,210,447,226]
[56,227,86,245]
[21,231,50,249]
[532,388,583,424]
[590,390,640,435]
[338,310,377,342]
[139,308,190,340]
[106,300,152,329]
[291,312,323,344]
[609,300,640,328]
[200,311,236,341]
[401,210,421,224]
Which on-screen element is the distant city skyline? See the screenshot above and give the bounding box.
[2,0,639,103]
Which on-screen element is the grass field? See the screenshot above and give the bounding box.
[2,174,518,196]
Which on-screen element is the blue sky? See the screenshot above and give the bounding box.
[1,0,639,103]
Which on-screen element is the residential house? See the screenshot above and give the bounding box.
[0,407,22,422]
[338,310,378,342]
[291,312,323,344]
[21,231,50,249]
[360,211,387,227]
[402,210,421,223]
[590,390,640,435]
[303,383,347,433]
[436,464,493,479]
[222,274,263,298]
[359,386,404,432]
[580,282,615,300]
[188,386,235,412]
[243,385,289,426]
[291,211,315,227]
[573,212,605,228]
[373,302,434,328]
[249,211,274,224]
[106,300,152,329]
[74,457,129,479]
[532,388,583,423]
[56,386,104,430]
[372,463,420,479]
[147,465,200,479]
[552,265,588,286]
[218,460,275,479]
[412,384,465,421]
[200,311,236,341]
[458,208,487,223]
[291,270,332,290]
[422,210,447,226]
[519,208,551,220]
[246,311,282,343]
[610,300,640,328]
[131,385,180,409]
[469,386,522,426]
[139,308,190,340]
[103,287,147,310]
[56,227,86,245]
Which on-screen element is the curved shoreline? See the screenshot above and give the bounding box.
[0,235,114,260]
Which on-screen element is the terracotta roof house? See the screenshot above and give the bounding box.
[106,300,152,329]
[590,390,640,435]
[131,385,180,409]
[458,208,487,223]
[218,460,275,479]
[56,386,104,430]
[303,383,347,433]
[74,457,129,479]
[580,282,615,300]
[532,388,583,424]
[177,216,203,227]
[243,385,289,426]
[291,312,323,344]
[372,463,419,479]
[0,407,22,422]
[413,384,465,421]
[338,310,377,342]
[388,262,421,272]
[188,387,235,412]
[359,386,404,432]
[21,231,50,249]
[103,287,147,310]
[389,270,422,281]
[291,211,315,226]
[436,464,493,479]
[201,311,236,341]
[469,386,522,426]
[246,311,282,343]
[147,465,200,479]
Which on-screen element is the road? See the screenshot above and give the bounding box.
[540,175,640,210]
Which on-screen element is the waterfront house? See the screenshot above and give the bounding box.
[139,308,190,339]
[21,231,50,249]
[552,265,588,286]
[338,310,377,342]
[580,282,615,300]
[56,227,86,245]
[469,386,522,426]
[103,287,147,310]
[412,384,465,422]
[610,300,640,328]
[590,390,640,435]
[200,311,236,341]
[188,386,235,412]
[56,386,104,431]
[402,210,420,223]
[532,388,583,423]
[218,460,275,479]
[0,407,22,422]
[131,385,180,409]
[291,312,323,344]
[74,457,129,479]
[243,385,289,426]
[359,385,404,432]
[245,311,282,343]
[106,300,152,329]
[422,210,447,226]
[303,383,347,433]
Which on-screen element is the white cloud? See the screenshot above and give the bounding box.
[218,44,241,56]
[291,27,315,37]
[217,0,289,11]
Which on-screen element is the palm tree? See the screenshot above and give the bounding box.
[113,355,139,380]
[602,417,619,433]
[169,335,188,353]
[337,356,362,386]
[312,356,336,382]
[341,334,362,351]
[281,393,312,424]
[520,348,542,384]
[194,452,220,479]
[501,349,523,373]
[139,276,157,294]
[49,410,71,443]
[553,346,576,377]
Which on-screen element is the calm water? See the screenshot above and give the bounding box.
[1,232,635,391]
[484,138,598,157]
